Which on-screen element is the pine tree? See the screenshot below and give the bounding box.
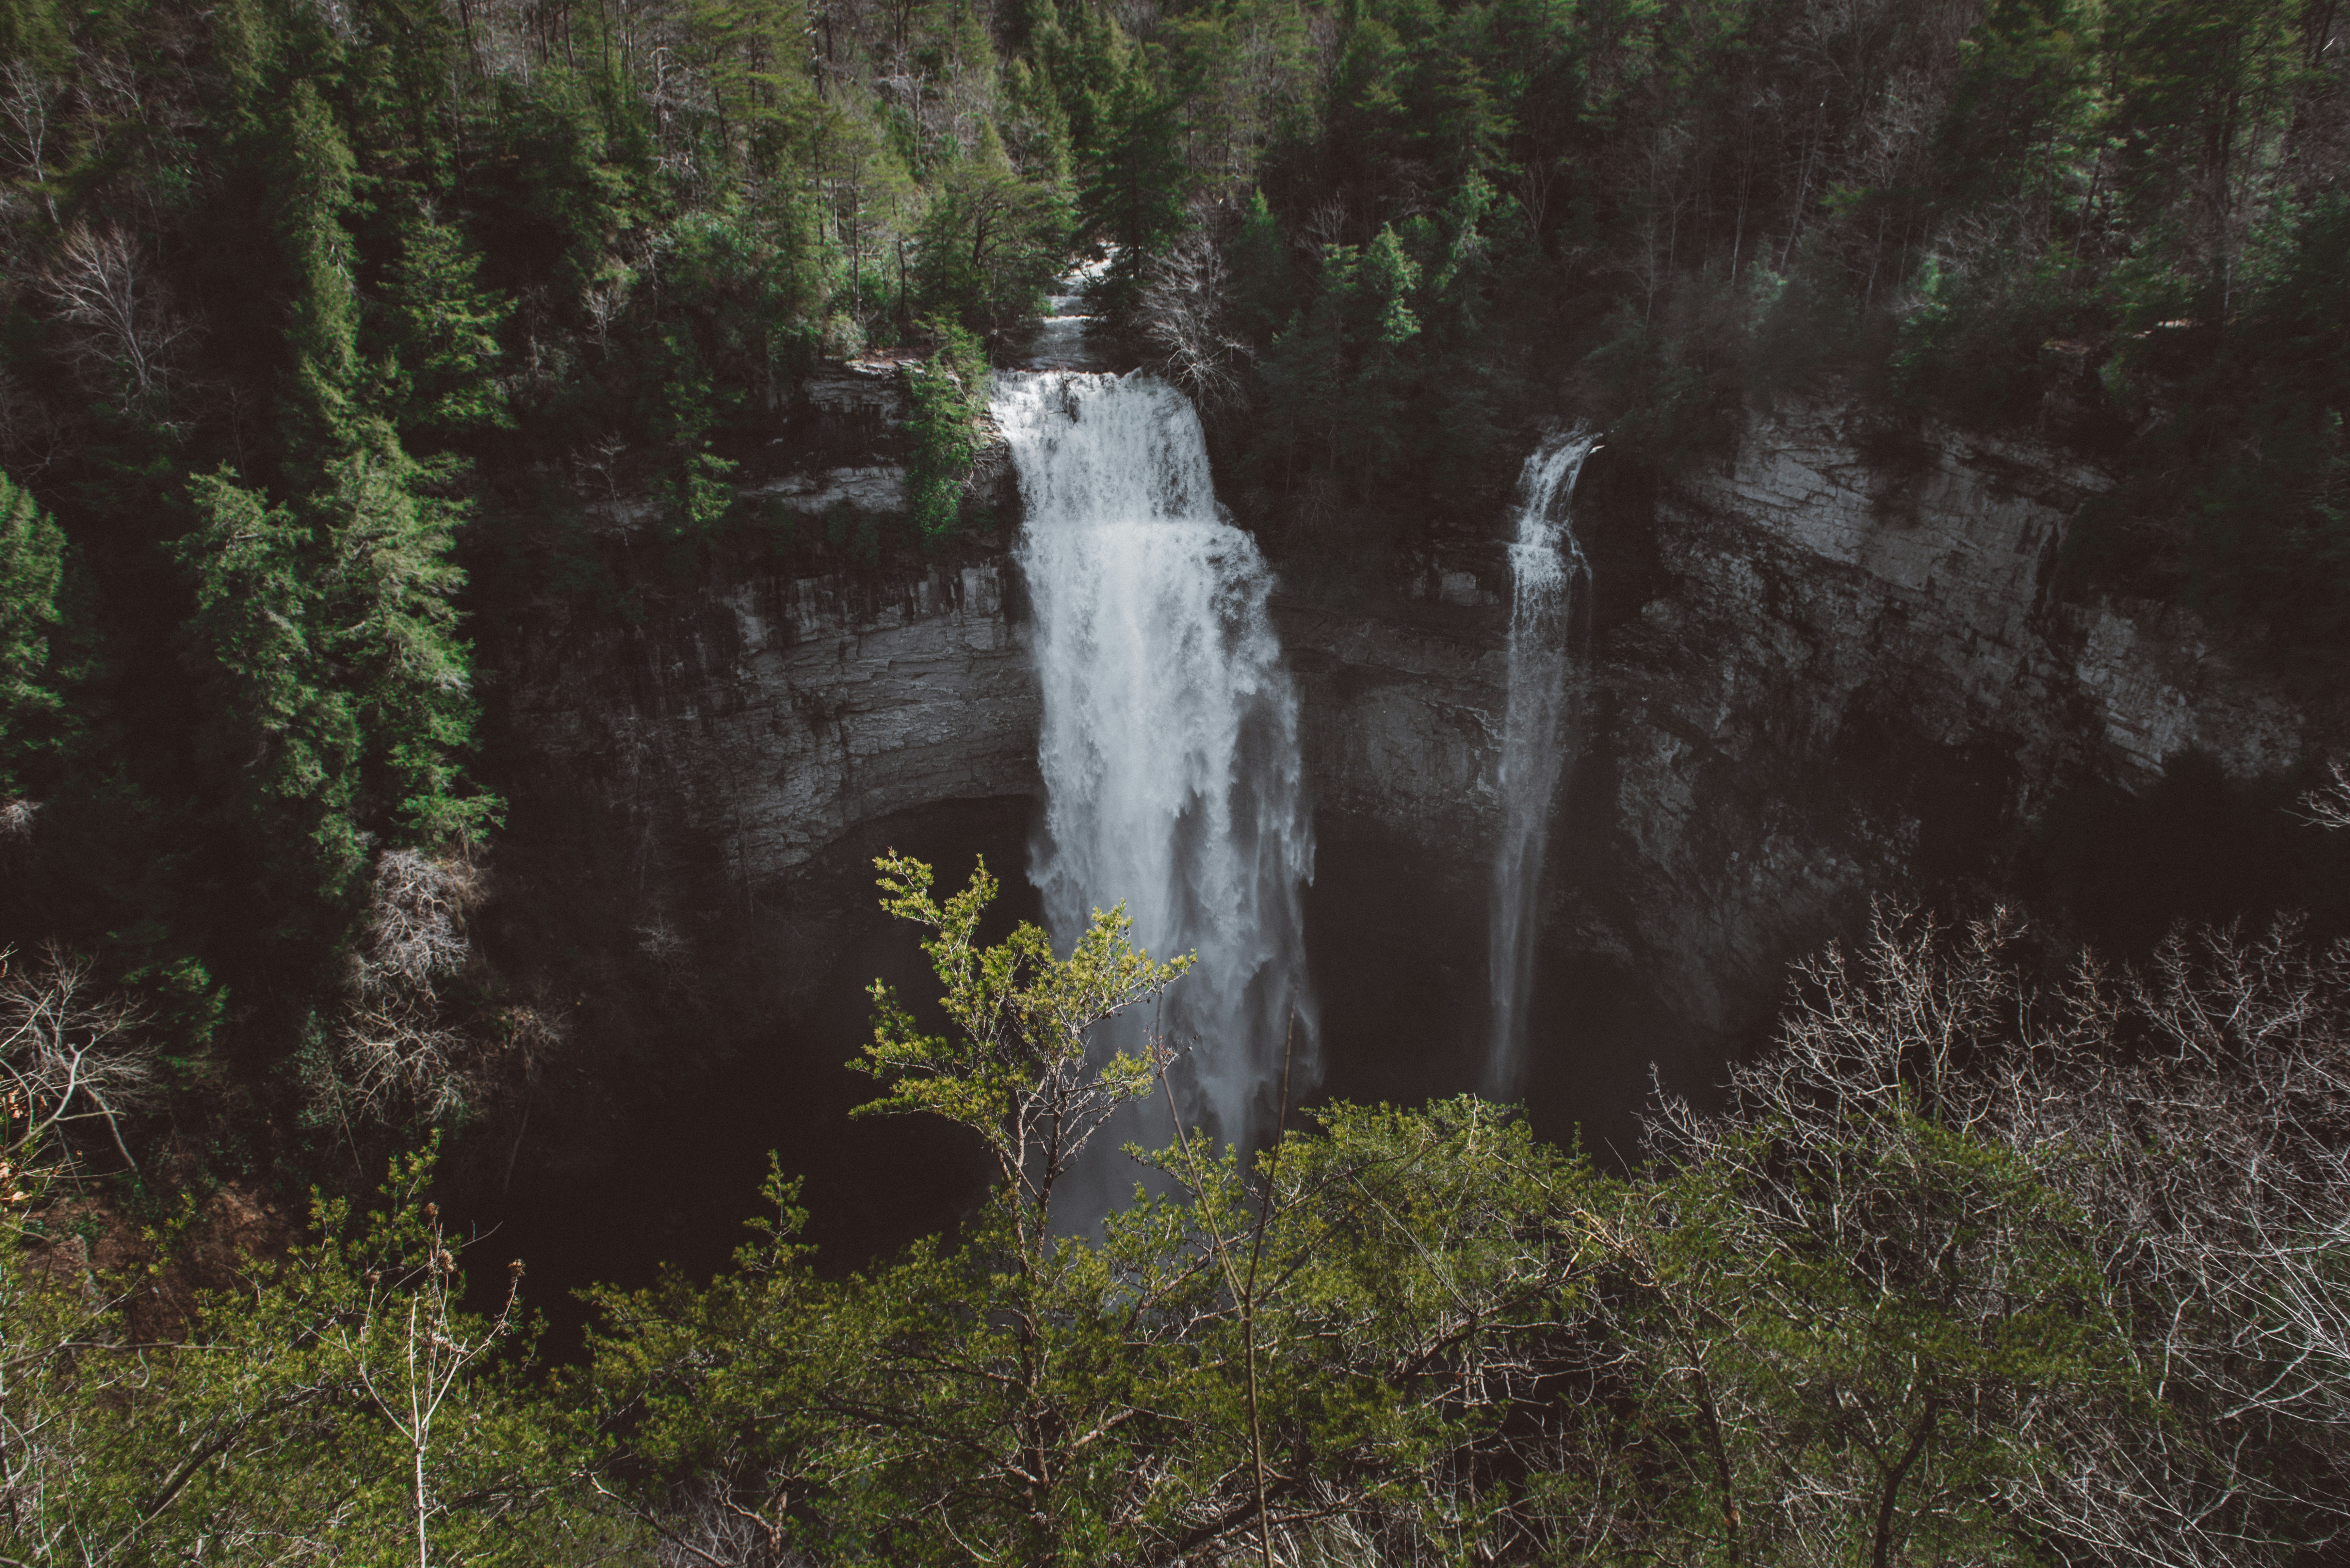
[379,207,514,451]
[178,439,494,916]
[273,78,363,469]
[179,470,364,901]
[0,474,66,796]
[1079,71,1189,315]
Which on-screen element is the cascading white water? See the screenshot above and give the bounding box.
[1487,431,1596,1098]
[1025,254,1112,370]
[996,370,1313,1175]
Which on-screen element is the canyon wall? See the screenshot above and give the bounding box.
[501,555,1035,889]
[1282,403,2313,1063]
[490,382,2320,1097]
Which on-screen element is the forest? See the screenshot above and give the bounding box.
[2,0,2348,1558]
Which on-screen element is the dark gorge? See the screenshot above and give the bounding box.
[480,364,2334,1334]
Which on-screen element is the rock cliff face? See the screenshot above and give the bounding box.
[1279,403,2313,1076]
[494,358,1037,962]
[502,558,1036,891]
[488,390,2320,1122]
[1583,409,2305,1038]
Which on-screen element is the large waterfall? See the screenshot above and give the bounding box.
[996,370,1314,1178]
[1487,432,1596,1098]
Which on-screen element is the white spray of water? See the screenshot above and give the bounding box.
[1025,254,1111,370]
[1487,431,1596,1098]
[996,370,1314,1177]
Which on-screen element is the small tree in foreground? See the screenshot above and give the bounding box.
[1,1144,632,1563]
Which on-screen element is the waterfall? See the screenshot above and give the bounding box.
[1487,431,1596,1098]
[996,370,1314,1181]
[1024,255,1110,371]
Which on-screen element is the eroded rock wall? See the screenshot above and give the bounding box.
[1278,403,2313,1050]
[500,558,1038,894]
[490,388,2320,1088]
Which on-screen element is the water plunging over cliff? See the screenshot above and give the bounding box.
[1488,432,1597,1097]
[996,370,1314,1168]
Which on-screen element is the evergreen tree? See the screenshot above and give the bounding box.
[0,474,66,797]
[912,126,1069,333]
[178,440,492,920]
[1079,71,1188,314]
[272,78,363,468]
[1226,188,1295,348]
[378,207,514,451]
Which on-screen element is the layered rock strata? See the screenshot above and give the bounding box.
[500,560,1037,893]
[491,386,2318,1080]
[1280,404,2311,1047]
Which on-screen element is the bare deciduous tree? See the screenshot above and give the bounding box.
[332,1201,524,1568]
[1140,216,1248,414]
[2298,760,2350,831]
[329,849,489,1127]
[39,225,195,411]
[1994,918,2350,1567]
[0,944,157,1179]
[359,848,482,997]
[640,1477,815,1568]
[0,62,60,226]
[1634,898,2350,1568]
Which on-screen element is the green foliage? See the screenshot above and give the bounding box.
[179,440,495,916]
[573,868,2350,1563]
[1078,72,1188,313]
[910,127,1069,334]
[1225,188,1295,348]
[854,850,1186,1191]
[178,471,350,887]
[18,869,2350,1562]
[902,321,994,541]
[1890,250,2098,428]
[1256,226,1422,491]
[0,1143,631,1561]
[0,474,67,794]
[1142,0,2348,620]
[1617,1105,2128,1564]
[0,0,1117,1185]
[272,78,363,461]
[0,0,2342,1320]
[376,207,514,450]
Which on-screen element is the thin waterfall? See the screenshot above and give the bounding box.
[995,370,1314,1191]
[1487,431,1597,1098]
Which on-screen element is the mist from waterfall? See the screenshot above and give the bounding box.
[996,370,1314,1201]
[1487,431,1597,1099]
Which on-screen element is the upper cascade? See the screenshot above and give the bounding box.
[995,369,1314,1179]
[1488,430,1597,1097]
[1020,254,1113,371]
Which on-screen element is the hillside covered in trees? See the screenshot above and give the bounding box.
[0,0,2343,1186]
[4,0,2350,1558]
